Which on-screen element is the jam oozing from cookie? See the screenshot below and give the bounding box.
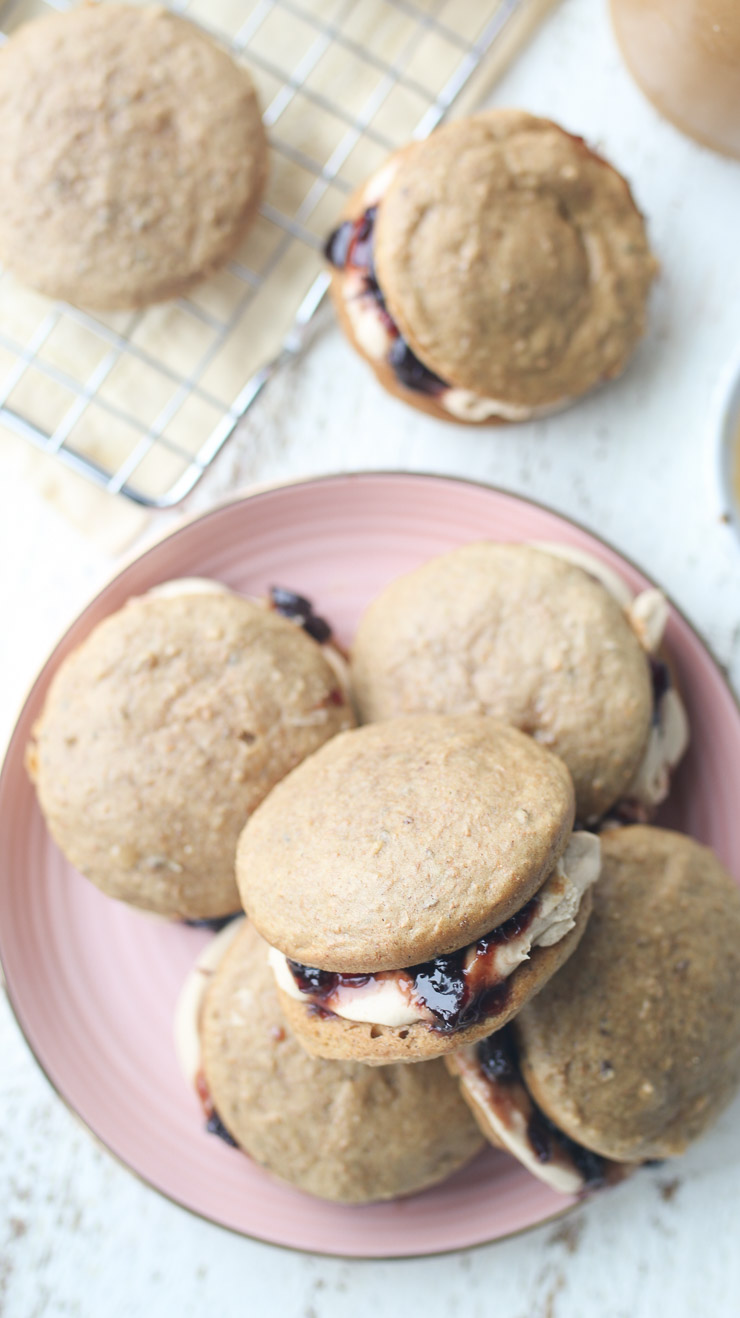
[183,912,241,933]
[475,1030,607,1190]
[325,208,447,399]
[269,586,333,645]
[287,896,538,1034]
[649,656,671,726]
[194,1069,238,1148]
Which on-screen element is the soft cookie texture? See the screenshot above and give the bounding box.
[0,5,267,308]
[237,714,576,972]
[351,543,653,821]
[27,591,353,919]
[200,922,485,1202]
[515,826,740,1162]
[276,895,592,1067]
[329,109,656,421]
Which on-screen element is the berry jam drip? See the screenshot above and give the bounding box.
[649,656,672,726]
[387,337,447,398]
[477,1028,520,1085]
[475,1032,607,1190]
[286,961,370,998]
[270,586,333,645]
[287,895,539,1035]
[526,1111,607,1190]
[324,207,448,400]
[194,1070,238,1148]
[182,912,241,933]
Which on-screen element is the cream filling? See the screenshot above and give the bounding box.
[449,1046,585,1196]
[145,578,351,697]
[341,163,569,422]
[532,542,690,808]
[173,916,246,1088]
[269,831,600,1030]
[148,577,232,599]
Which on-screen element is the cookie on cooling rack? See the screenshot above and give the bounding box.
[178,919,485,1203]
[0,5,267,308]
[26,582,353,920]
[324,109,656,423]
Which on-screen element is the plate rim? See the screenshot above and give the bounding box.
[1,468,737,1258]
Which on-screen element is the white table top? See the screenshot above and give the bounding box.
[2,0,740,1312]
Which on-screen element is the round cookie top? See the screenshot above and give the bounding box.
[237,714,575,972]
[350,542,653,822]
[515,826,740,1163]
[27,590,352,919]
[200,922,484,1202]
[374,110,656,407]
[0,5,267,308]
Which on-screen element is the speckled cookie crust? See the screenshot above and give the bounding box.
[237,714,575,972]
[373,109,656,408]
[200,922,485,1201]
[27,591,353,919]
[0,5,267,308]
[350,543,653,822]
[276,893,592,1066]
[515,826,740,1162]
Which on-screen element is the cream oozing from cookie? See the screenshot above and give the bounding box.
[531,543,689,813]
[173,916,246,1087]
[449,1031,621,1195]
[327,164,570,421]
[269,832,600,1032]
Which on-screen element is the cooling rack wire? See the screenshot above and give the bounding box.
[0,0,555,507]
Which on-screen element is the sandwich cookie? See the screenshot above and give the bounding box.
[448,827,740,1193]
[324,110,656,423]
[237,715,601,1064]
[350,542,689,823]
[27,582,353,920]
[177,919,485,1202]
[0,5,267,308]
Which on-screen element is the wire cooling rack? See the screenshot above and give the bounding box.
[0,0,550,508]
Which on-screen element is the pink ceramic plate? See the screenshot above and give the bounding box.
[1,473,738,1257]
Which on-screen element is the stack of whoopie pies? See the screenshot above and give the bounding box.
[16,51,740,1209]
[27,546,740,1206]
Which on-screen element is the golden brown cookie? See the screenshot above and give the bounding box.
[27,586,353,919]
[516,826,740,1161]
[325,110,656,423]
[448,827,740,1191]
[0,5,267,308]
[197,922,485,1202]
[236,715,602,1063]
[350,542,676,823]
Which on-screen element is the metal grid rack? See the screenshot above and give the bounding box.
[0,0,535,508]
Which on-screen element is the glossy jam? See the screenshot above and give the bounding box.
[325,209,447,399]
[183,912,241,933]
[194,1070,238,1148]
[287,896,538,1034]
[269,585,333,645]
[476,1031,607,1189]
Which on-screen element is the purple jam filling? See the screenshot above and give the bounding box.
[270,585,332,645]
[649,656,672,727]
[183,912,241,933]
[206,1110,238,1148]
[476,1029,607,1189]
[286,895,538,1035]
[324,208,447,399]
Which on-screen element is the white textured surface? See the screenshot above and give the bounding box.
[3,0,740,1312]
